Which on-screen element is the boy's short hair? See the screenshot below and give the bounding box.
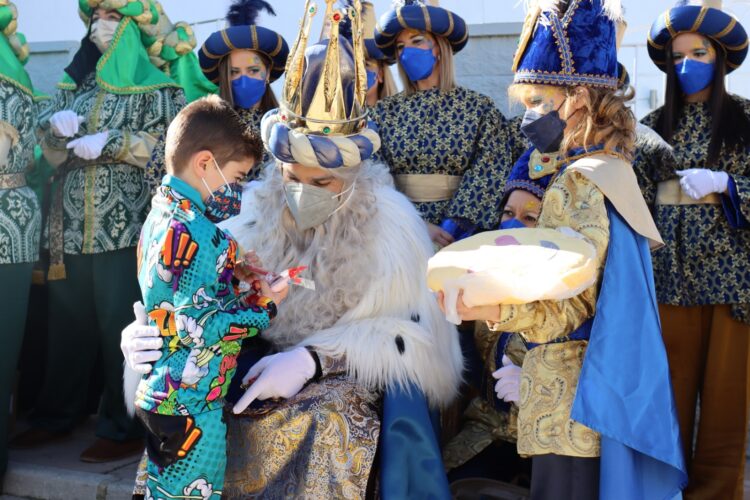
[165,95,264,174]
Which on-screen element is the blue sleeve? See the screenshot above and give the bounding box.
[721,176,750,229]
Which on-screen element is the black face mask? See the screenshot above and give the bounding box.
[520,99,567,154]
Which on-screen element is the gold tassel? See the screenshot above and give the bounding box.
[47,263,67,281]
[31,269,46,285]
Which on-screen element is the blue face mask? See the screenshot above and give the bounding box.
[231,75,266,109]
[500,218,527,230]
[521,99,567,154]
[399,47,436,82]
[675,58,715,95]
[366,70,378,90]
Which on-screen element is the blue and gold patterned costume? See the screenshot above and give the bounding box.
[135,174,272,499]
[640,98,750,323]
[371,87,513,230]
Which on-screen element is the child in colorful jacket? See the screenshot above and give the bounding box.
[133,95,284,499]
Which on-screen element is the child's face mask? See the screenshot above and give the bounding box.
[202,158,242,223]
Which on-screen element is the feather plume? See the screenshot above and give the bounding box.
[226,0,276,27]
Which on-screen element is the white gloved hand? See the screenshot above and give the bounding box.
[66,131,109,160]
[492,355,521,404]
[232,347,317,414]
[120,301,163,374]
[50,110,84,138]
[676,168,729,200]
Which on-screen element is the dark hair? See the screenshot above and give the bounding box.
[218,54,279,113]
[655,37,750,166]
[165,95,264,174]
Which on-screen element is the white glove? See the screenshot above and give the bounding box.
[676,168,729,200]
[232,346,317,414]
[66,131,109,160]
[50,110,84,138]
[492,355,521,404]
[120,301,163,374]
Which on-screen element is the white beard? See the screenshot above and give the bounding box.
[220,161,463,407]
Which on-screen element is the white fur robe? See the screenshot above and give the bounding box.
[221,160,463,407]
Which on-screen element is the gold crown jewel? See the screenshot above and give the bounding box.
[280,0,369,136]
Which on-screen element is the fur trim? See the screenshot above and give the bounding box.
[635,122,672,153]
[226,0,275,27]
[122,363,141,417]
[221,161,463,407]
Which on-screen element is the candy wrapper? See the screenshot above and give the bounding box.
[427,227,598,325]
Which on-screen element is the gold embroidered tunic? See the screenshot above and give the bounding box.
[488,165,610,458]
[39,72,184,255]
[0,81,41,264]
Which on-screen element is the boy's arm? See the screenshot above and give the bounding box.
[150,219,272,348]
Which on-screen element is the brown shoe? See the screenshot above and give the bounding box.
[9,428,70,449]
[79,437,144,463]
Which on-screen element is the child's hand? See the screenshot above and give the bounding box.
[259,278,289,306]
[235,250,265,283]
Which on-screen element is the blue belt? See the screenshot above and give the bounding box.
[524,318,593,350]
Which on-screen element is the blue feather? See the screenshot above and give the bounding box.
[226,0,276,27]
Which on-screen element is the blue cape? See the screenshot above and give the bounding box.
[571,204,688,499]
[379,385,451,500]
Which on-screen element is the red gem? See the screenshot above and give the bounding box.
[541,155,550,162]
[333,12,341,21]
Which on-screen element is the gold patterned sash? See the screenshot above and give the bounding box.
[0,172,26,189]
[656,179,721,206]
[394,174,461,203]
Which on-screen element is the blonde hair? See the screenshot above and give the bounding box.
[378,60,398,100]
[509,83,636,160]
[398,34,456,95]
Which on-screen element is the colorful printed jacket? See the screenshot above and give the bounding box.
[135,175,271,416]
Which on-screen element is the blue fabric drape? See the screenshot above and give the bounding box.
[571,204,688,500]
[380,384,451,500]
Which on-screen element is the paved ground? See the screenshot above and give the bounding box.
[2,419,139,500]
[3,418,750,499]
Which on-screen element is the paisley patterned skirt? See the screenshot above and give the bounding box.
[223,374,381,499]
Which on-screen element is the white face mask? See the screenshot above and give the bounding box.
[283,180,356,231]
[89,19,120,53]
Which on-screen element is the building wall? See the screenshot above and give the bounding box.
[27,42,78,97]
[454,23,524,119]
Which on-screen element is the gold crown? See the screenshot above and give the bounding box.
[281,0,368,136]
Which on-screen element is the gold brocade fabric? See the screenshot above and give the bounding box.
[488,167,610,458]
[223,374,380,499]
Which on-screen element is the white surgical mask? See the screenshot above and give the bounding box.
[283,181,356,231]
[89,19,120,54]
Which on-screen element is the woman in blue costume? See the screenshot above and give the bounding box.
[637,2,750,498]
[371,0,514,248]
[440,1,687,498]
[145,0,290,188]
